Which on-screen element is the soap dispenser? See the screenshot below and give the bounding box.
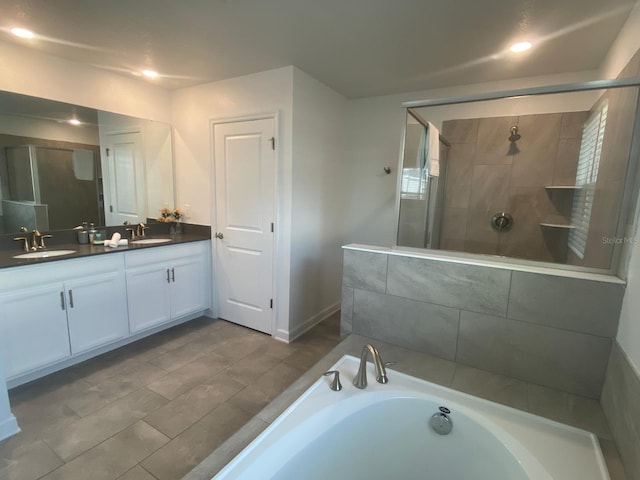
[89,222,97,244]
[77,222,89,244]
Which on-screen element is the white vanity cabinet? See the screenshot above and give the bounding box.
[0,255,128,380]
[0,284,72,379]
[65,270,129,354]
[125,242,209,334]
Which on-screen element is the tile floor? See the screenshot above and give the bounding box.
[0,314,627,480]
[0,314,343,480]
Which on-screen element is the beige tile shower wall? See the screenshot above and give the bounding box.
[340,248,625,398]
[440,111,586,263]
[568,50,640,272]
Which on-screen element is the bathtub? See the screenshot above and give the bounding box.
[214,355,610,480]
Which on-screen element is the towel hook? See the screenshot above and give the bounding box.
[383,166,392,174]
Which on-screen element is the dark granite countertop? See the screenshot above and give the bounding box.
[0,223,211,270]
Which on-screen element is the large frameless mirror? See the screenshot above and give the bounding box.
[396,78,640,274]
[0,91,175,234]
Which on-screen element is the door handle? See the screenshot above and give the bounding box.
[171,267,175,282]
[166,268,170,283]
[68,290,74,309]
[215,232,224,239]
[60,291,65,310]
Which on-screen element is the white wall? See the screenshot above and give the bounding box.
[599,1,640,79]
[288,68,347,339]
[170,67,294,340]
[343,70,599,247]
[0,40,170,123]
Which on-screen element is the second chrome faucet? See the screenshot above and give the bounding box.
[353,344,389,389]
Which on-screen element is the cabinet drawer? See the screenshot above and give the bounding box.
[125,241,209,268]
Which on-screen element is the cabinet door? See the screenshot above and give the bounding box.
[170,257,206,318]
[0,285,71,379]
[65,272,129,355]
[126,264,172,333]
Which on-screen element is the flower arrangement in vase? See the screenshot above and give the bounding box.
[157,207,185,235]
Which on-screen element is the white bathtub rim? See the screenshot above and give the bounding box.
[214,355,610,480]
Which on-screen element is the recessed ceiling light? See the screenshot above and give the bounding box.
[68,118,81,126]
[142,69,158,78]
[510,41,533,53]
[10,27,34,39]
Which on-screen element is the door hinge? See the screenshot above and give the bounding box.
[106,147,110,156]
[109,205,113,213]
[271,222,274,233]
[270,298,273,309]
[269,137,275,150]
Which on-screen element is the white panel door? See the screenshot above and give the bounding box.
[214,118,275,334]
[65,272,129,355]
[104,131,146,226]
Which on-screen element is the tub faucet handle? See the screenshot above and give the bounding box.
[323,370,342,391]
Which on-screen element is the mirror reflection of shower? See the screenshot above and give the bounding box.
[508,125,521,155]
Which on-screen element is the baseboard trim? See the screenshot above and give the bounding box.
[0,414,20,442]
[287,301,341,343]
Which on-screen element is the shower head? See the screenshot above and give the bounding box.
[509,126,521,142]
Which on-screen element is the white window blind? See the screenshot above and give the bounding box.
[568,101,608,259]
[400,167,428,200]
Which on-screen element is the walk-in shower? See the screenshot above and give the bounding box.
[396,78,640,274]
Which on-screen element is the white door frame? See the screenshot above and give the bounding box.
[101,128,147,226]
[209,112,282,337]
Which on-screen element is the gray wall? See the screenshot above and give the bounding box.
[340,247,625,398]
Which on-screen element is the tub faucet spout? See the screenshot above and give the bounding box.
[353,344,388,389]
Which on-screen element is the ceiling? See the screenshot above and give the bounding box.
[0,91,99,125]
[0,0,636,98]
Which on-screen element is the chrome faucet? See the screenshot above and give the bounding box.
[124,220,137,240]
[137,222,148,238]
[31,229,41,250]
[353,344,389,389]
[13,226,29,252]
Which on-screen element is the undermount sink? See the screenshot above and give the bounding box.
[14,249,77,259]
[130,238,173,245]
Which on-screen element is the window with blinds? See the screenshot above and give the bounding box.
[568,101,608,259]
[400,167,428,199]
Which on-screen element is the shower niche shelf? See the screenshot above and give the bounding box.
[539,222,576,229]
[544,185,583,190]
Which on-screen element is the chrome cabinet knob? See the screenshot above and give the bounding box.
[215,232,224,239]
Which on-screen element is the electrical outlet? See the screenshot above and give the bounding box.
[184,204,192,218]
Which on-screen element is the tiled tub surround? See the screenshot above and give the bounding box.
[601,342,640,480]
[340,245,625,399]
